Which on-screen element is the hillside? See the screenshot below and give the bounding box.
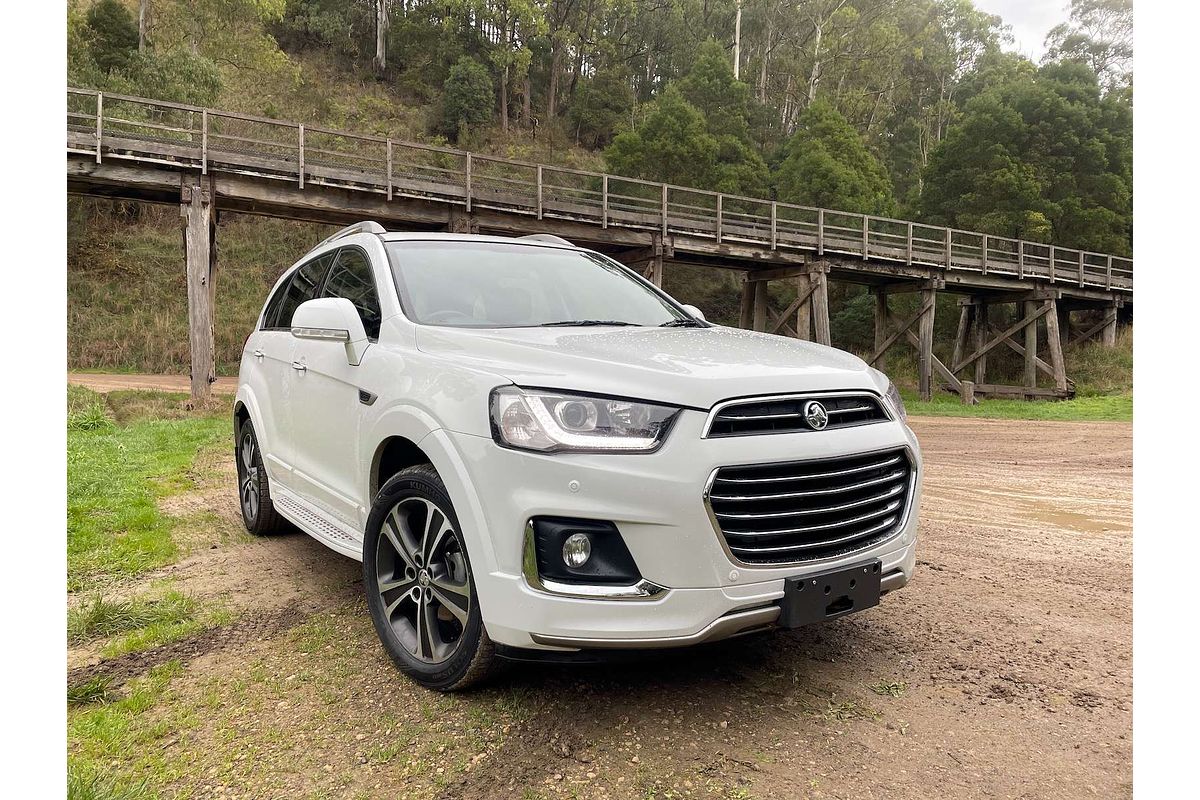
[66,0,1132,397]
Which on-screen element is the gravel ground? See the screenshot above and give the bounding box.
[68,416,1132,799]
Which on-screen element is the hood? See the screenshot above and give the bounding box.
[415,325,880,409]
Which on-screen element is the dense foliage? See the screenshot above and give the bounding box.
[67,0,1133,252]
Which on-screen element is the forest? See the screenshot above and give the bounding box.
[66,0,1133,379]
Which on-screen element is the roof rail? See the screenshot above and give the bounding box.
[315,220,387,250]
[516,233,574,247]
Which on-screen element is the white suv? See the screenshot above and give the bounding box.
[235,222,921,690]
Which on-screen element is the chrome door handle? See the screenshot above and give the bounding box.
[291,361,307,372]
[253,349,265,359]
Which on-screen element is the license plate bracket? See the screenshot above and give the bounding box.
[778,560,883,628]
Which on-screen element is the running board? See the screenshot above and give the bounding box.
[273,487,364,561]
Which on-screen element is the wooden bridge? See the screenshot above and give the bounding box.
[66,87,1132,403]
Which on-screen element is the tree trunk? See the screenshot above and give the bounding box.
[807,22,823,104]
[523,75,532,126]
[500,64,510,133]
[733,0,742,79]
[138,0,149,52]
[547,44,562,120]
[374,0,389,72]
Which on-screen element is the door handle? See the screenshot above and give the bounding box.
[253,349,265,359]
[291,361,307,372]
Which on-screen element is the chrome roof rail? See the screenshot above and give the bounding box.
[315,220,387,250]
[516,233,574,247]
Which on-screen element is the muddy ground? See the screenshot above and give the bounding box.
[68,416,1132,799]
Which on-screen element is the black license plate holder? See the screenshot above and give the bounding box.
[778,560,883,628]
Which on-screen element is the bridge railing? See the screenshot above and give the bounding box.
[67,87,1133,293]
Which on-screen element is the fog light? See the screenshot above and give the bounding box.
[562,533,592,567]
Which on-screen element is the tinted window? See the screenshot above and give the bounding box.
[269,253,334,330]
[323,248,383,339]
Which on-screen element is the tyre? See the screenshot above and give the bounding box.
[235,419,289,536]
[363,464,493,691]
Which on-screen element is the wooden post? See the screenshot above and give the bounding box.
[918,285,936,401]
[1105,254,1113,290]
[752,281,769,332]
[770,202,777,249]
[1102,301,1119,346]
[181,177,216,406]
[944,228,952,267]
[1048,245,1056,283]
[861,215,869,259]
[906,222,913,265]
[973,301,988,386]
[810,265,831,346]
[95,92,103,163]
[1043,299,1069,392]
[602,175,609,228]
[959,380,975,405]
[536,165,543,220]
[385,138,393,200]
[464,153,472,212]
[661,183,668,236]
[297,124,304,188]
[872,290,888,367]
[980,235,989,275]
[739,278,755,330]
[794,274,812,341]
[1017,241,1025,279]
[951,302,971,370]
[1078,250,1086,288]
[201,109,208,175]
[1023,299,1038,395]
[817,208,825,255]
[715,194,723,243]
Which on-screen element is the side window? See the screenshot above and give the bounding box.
[323,248,383,339]
[270,253,334,330]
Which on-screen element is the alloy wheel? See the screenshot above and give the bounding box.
[238,432,260,522]
[375,497,472,664]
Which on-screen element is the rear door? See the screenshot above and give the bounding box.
[287,246,383,528]
[255,252,335,489]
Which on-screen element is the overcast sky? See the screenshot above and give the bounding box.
[973,0,1073,61]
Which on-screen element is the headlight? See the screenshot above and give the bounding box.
[489,387,680,453]
[884,379,907,423]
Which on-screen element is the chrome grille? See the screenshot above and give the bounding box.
[705,448,913,565]
[706,393,889,438]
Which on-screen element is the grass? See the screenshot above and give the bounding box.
[868,680,907,698]
[68,591,198,645]
[68,662,189,800]
[68,676,119,707]
[903,391,1131,422]
[67,385,230,591]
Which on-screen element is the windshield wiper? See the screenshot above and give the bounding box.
[540,320,642,327]
[659,318,705,328]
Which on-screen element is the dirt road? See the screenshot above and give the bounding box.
[69,416,1132,799]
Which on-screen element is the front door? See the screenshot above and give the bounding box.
[287,246,383,531]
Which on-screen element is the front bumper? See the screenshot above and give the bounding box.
[445,408,921,650]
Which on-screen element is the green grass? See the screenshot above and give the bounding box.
[903,390,1131,422]
[67,386,229,591]
[68,662,190,800]
[68,591,198,644]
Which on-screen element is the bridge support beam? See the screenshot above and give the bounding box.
[952,293,1071,399]
[740,260,829,343]
[869,279,943,401]
[181,176,216,406]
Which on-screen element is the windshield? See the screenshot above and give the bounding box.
[386,241,689,328]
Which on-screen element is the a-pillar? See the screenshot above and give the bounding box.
[181,176,216,406]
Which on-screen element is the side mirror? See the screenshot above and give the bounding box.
[292,298,369,365]
[681,304,706,322]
